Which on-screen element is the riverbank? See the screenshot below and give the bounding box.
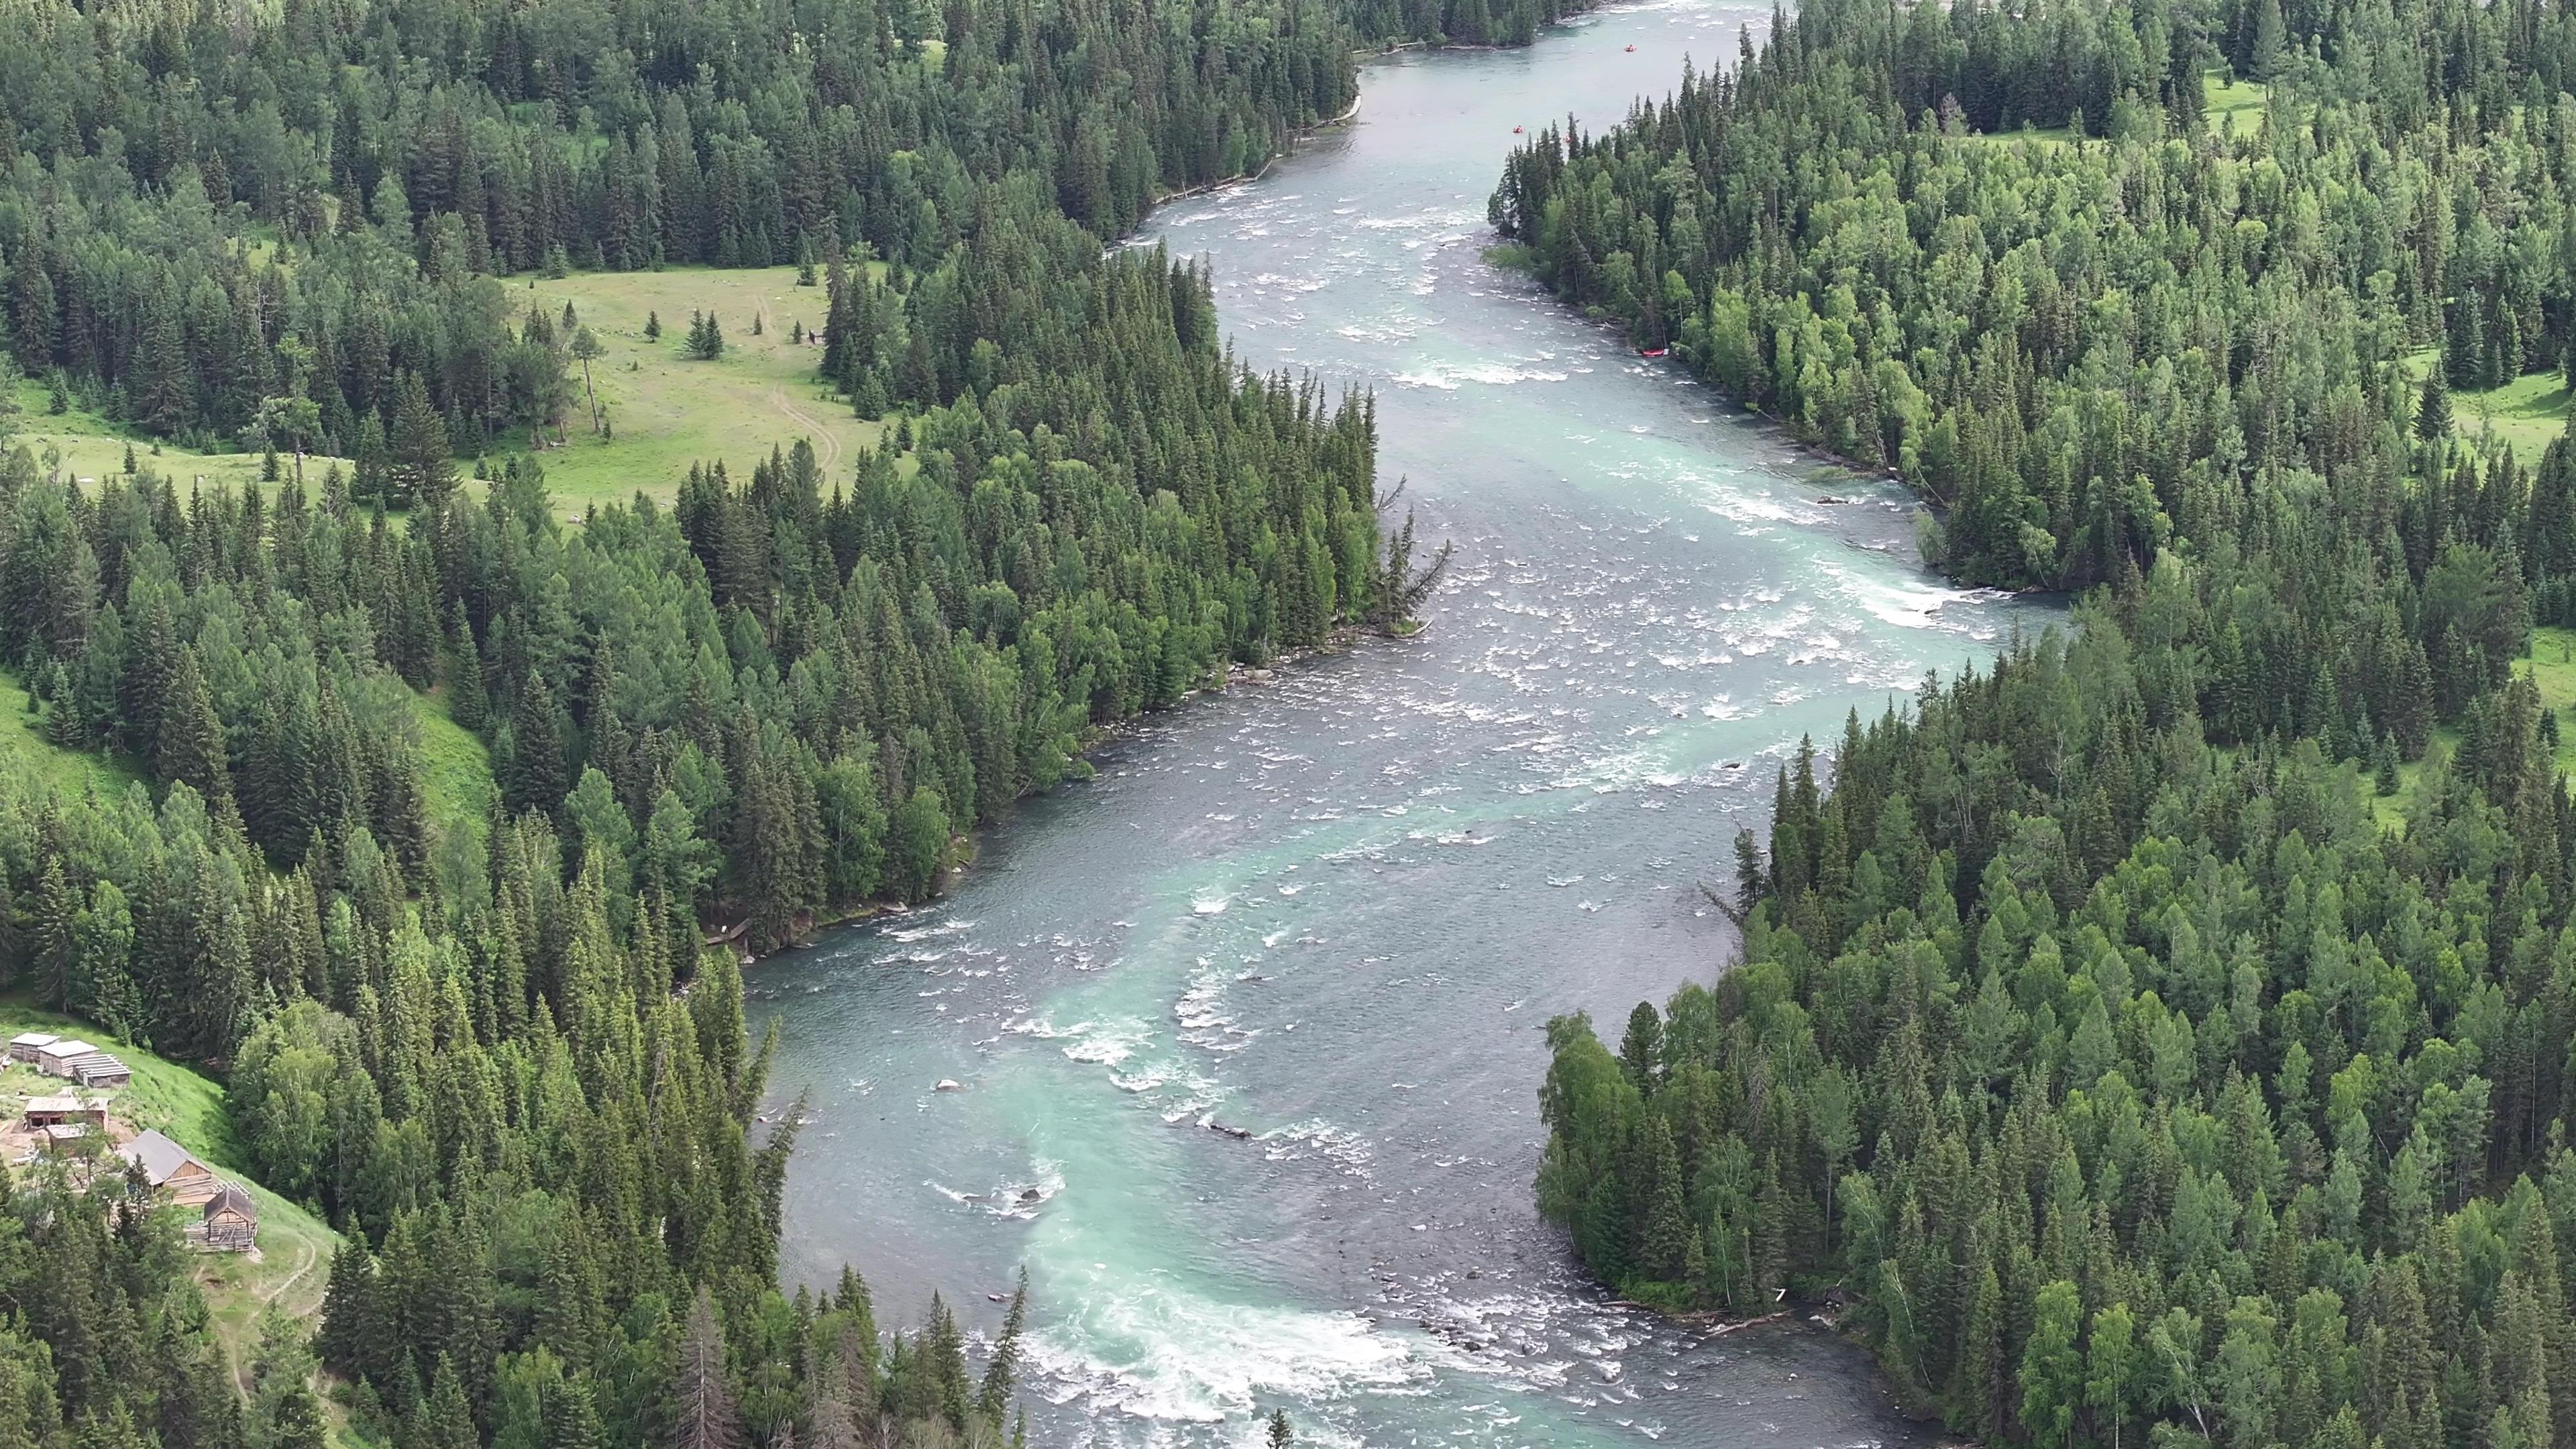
[741,623,1400,959]
[753,3,2051,1438]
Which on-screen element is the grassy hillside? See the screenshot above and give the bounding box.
[10,380,356,498]
[2524,625,2576,777]
[10,262,882,514]
[506,264,891,507]
[2204,70,2269,133]
[411,687,496,844]
[2454,367,2570,458]
[0,1004,343,1411]
[0,667,144,800]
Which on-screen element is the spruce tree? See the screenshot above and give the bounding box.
[447,602,488,731]
[388,371,455,510]
[32,856,76,1012]
[672,1287,741,1449]
[2418,373,2453,442]
[158,647,236,819]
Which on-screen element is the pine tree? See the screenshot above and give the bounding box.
[158,647,236,820]
[438,610,485,741]
[543,1375,606,1449]
[686,309,727,360]
[2418,373,2453,443]
[976,1268,1028,1422]
[31,856,76,1012]
[508,672,570,816]
[388,371,455,510]
[421,1354,478,1449]
[672,1287,741,1449]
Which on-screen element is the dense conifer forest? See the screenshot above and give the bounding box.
[0,0,1505,1436]
[1519,2,2576,1449]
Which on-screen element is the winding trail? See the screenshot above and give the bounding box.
[767,388,843,473]
[262,1238,319,1306]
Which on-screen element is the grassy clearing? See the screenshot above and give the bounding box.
[0,1002,346,1419]
[0,666,144,800]
[2455,368,2571,458]
[2371,625,2576,828]
[10,380,356,498]
[411,688,496,842]
[2397,347,2571,458]
[12,261,882,517]
[2205,70,2269,134]
[2524,626,2576,777]
[1962,120,2079,147]
[1956,71,2265,148]
[504,264,890,508]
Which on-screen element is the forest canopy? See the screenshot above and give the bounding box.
[1522,2,2576,1449]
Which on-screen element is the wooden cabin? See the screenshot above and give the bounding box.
[7,1032,58,1063]
[198,1185,256,1252]
[34,1039,98,1077]
[23,1094,106,1130]
[117,1130,220,1207]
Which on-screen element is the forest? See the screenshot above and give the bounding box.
[1521,1,2576,1449]
[0,0,1522,1434]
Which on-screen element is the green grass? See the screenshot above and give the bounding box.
[11,380,354,498]
[411,688,496,842]
[15,260,885,517]
[0,1004,237,1156]
[1955,70,2267,148]
[500,264,892,508]
[0,1002,345,1415]
[2368,627,2576,830]
[2524,627,2576,778]
[2204,69,2269,134]
[2399,347,2571,458]
[1961,120,2078,147]
[0,667,144,800]
[2455,368,2571,458]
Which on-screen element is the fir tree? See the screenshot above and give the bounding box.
[2418,373,2453,443]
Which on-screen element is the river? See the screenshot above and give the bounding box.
[746,4,2053,1444]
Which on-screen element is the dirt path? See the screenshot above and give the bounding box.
[768,388,843,472]
[262,1237,319,1307]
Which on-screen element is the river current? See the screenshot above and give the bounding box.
[748,5,2053,1444]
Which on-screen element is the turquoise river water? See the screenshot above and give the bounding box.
[748,6,2055,1444]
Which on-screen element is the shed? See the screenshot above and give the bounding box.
[199,1184,256,1252]
[70,1054,129,1089]
[117,1130,219,1207]
[7,1032,58,1063]
[23,1094,106,1128]
[38,1123,90,1152]
[34,1040,99,1077]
